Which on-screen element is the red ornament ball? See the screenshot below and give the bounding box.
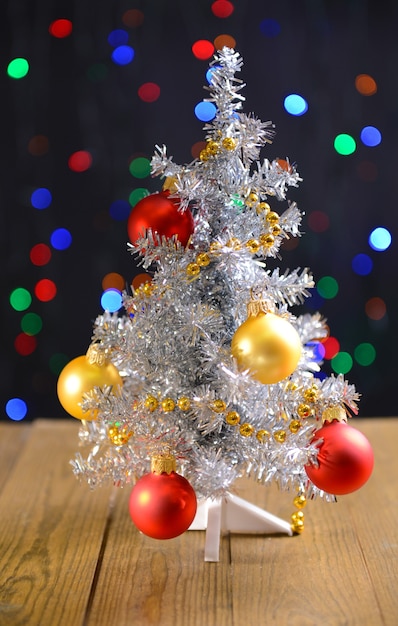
[127,191,194,247]
[305,420,374,495]
[129,469,197,539]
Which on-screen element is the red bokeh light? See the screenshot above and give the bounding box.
[15,333,37,356]
[211,1,234,18]
[30,243,52,266]
[138,82,161,103]
[68,150,92,172]
[34,279,57,302]
[192,40,215,60]
[49,19,73,38]
[322,336,340,360]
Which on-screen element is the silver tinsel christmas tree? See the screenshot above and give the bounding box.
[59,49,373,558]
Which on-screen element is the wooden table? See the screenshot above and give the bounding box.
[0,418,397,626]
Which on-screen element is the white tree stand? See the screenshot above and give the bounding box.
[188,493,293,562]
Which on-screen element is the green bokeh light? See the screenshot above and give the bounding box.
[10,287,32,311]
[129,157,151,179]
[49,353,70,375]
[331,351,353,374]
[354,342,376,366]
[129,188,149,206]
[317,276,339,299]
[334,133,356,155]
[7,57,29,79]
[21,312,43,335]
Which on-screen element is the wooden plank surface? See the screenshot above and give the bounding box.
[0,418,397,626]
[0,420,114,626]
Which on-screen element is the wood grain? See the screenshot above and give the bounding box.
[0,418,397,626]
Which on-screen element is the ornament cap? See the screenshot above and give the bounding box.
[86,343,107,366]
[321,405,347,424]
[151,452,177,475]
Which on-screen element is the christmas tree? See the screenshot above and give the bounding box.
[58,48,373,561]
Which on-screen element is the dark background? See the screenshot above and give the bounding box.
[2,0,397,420]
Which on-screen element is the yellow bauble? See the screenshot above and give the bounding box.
[57,355,122,420]
[231,312,302,384]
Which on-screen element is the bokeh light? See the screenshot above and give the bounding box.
[283,94,308,116]
[368,227,391,251]
[50,228,72,250]
[194,101,217,121]
[111,45,135,65]
[21,312,43,335]
[122,9,144,27]
[211,1,234,18]
[334,134,356,155]
[87,63,108,82]
[14,333,37,355]
[101,288,123,312]
[49,353,69,375]
[322,336,340,359]
[31,187,52,209]
[28,135,49,156]
[365,297,386,320]
[354,342,376,366]
[30,243,52,266]
[10,287,32,311]
[360,126,382,147]
[331,351,353,374]
[259,18,281,37]
[129,157,151,178]
[355,74,377,96]
[34,279,57,302]
[214,34,236,50]
[129,188,149,206]
[5,398,28,421]
[352,253,373,276]
[7,57,29,79]
[191,141,207,159]
[68,150,92,172]
[192,40,215,60]
[109,200,131,220]
[317,276,339,299]
[132,273,152,289]
[138,82,161,102]
[307,341,326,362]
[108,29,129,47]
[49,19,73,38]
[357,160,378,182]
[102,272,125,291]
[307,211,330,233]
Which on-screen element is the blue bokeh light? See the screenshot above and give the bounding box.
[352,253,373,275]
[111,45,135,66]
[108,29,129,47]
[369,227,392,251]
[31,187,52,209]
[360,126,382,147]
[109,200,131,221]
[194,101,217,122]
[50,228,72,250]
[101,289,123,312]
[284,94,308,116]
[6,397,28,421]
[259,18,281,37]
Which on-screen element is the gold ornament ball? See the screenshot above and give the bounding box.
[57,355,122,420]
[231,312,302,385]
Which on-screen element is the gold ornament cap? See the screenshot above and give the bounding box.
[321,405,347,424]
[86,344,107,366]
[151,452,177,475]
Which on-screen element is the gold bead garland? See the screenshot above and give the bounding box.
[291,491,307,534]
[108,424,134,446]
[140,393,309,447]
